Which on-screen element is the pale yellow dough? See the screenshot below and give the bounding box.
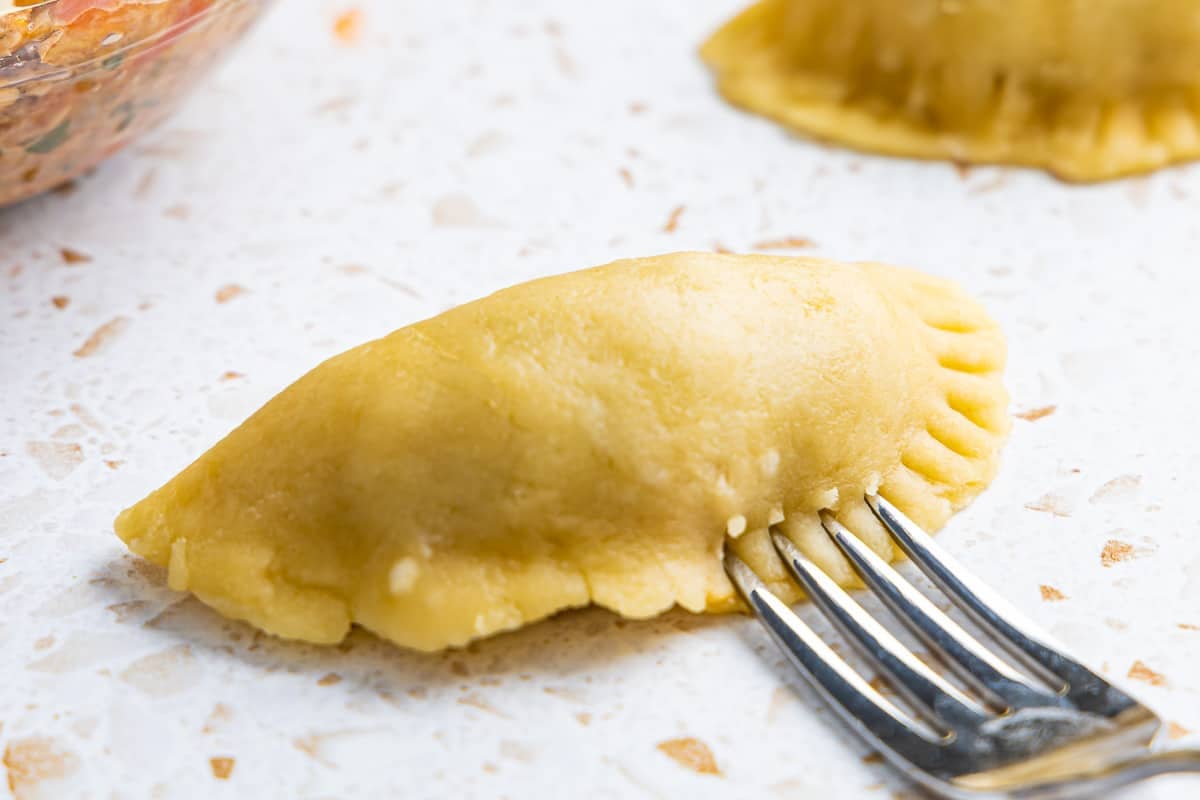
[703,0,1200,181]
[115,253,1009,652]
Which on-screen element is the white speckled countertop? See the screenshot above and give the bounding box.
[3,1,1200,798]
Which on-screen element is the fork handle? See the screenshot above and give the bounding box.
[1021,748,1200,799]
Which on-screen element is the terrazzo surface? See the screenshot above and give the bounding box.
[2,1,1199,797]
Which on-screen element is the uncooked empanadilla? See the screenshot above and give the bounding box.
[702,0,1200,181]
[115,253,1009,652]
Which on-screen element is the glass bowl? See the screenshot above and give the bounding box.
[0,0,271,207]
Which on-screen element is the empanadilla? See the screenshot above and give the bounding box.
[703,0,1200,181]
[115,253,1008,652]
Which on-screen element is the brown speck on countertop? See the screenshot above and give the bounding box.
[220,371,244,381]
[1024,493,1072,517]
[202,703,233,734]
[1015,405,1056,422]
[656,737,720,776]
[432,193,500,228]
[618,167,634,188]
[103,460,123,470]
[317,672,342,687]
[1168,722,1192,739]
[629,102,647,115]
[73,317,129,358]
[553,46,576,78]
[315,94,358,115]
[333,8,362,44]
[26,441,83,480]
[499,740,535,763]
[120,645,200,697]
[754,236,815,250]
[209,757,234,780]
[1039,585,1067,602]
[50,296,69,310]
[106,600,147,623]
[59,247,91,265]
[541,684,587,704]
[3,736,81,796]
[33,635,55,650]
[51,424,84,440]
[861,752,885,764]
[766,685,795,724]
[457,692,509,718]
[968,170,1010,195]
[465,130,507,159]
[1179,623,1200,632]
[663,205,685,233]
[1128,660,1167,686]
[1125,177,1151,210]
[135,168,158,198]
[1090,474,1142,504]
[215,285,246,304]
[574,712,591,726]
[163,204,191,220]
[293,736,321,761]
[1101,539,1135,567]
[70,404,105,433]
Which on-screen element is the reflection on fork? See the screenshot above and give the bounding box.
[725,494,1200,799]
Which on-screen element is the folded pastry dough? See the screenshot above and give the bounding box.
[115,253,1008,651]
[703,0,1200,181]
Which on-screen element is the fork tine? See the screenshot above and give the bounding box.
[820,512,1064,712]
[770,532,988,731]
[723,551,948,769]
[866,494,1141,717]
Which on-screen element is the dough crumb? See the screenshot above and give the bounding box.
[726,515,747,538]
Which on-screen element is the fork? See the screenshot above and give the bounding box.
[724,494,1200,799]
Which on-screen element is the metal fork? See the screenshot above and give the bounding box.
[724,494,1200,799]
